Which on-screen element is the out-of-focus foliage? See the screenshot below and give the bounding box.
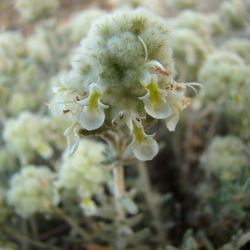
[0,0,249,249]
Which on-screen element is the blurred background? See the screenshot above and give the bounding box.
[0,0,250,249]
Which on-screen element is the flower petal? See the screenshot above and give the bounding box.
[64,124,80,155]
[130,120,159,161]
[34,142,53,159]
[131,135,159,161]
[79,100,107,130]
[139,70,158,86]
[140,82,172,119]
[165,110,179,132]
[77,84,108,131]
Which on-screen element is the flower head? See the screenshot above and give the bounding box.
[201,136,248,181]
[52,9,200,161]
[7,166,54,218]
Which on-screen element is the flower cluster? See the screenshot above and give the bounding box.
[0,31,48,115]
[67,9,104,44]
[198,50,247,102]
[3,112,61,164]
[15,0,59,21]
[166,0,198,10]
[27,20,72,72]
[201,136,248,181]
[0,31,27,75]
[55,139,110,215]
[170,10,213,41]
[218,0,246,30]
[52,9,199,161]
[171,28,210,81]
[7,166,54,218]
[117,0,166,15]
[223,38,250,64]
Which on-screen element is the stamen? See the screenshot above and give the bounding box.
[153,66,171,76]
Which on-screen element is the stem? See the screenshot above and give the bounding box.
[30,216,39,239]
[198,231,215,250]
[137,162,166,246]
[54,208,89,239]
[113,162,126,220]
[5,227,61,250]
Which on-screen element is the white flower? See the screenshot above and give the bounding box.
[77,83,108,130]
[129,118,159,161]
[64,123,81,155]
[139,81,172,119]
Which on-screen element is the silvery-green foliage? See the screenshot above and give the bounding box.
[166,230,198,250]
[220,231,250,250]
[223,38,250,64]
[15,0,59,22]
[7,166,54,218]
[0,148,17,173]
[198,170,250,222]
[3,112,58,164]
[218,0,247,30]
[53,8,199,161]
[201,136,248,181]
[171,28,211,81]
[55,139,110,215]
[0,241,17,250]
[0,187,9,223]
[67,9,104,44]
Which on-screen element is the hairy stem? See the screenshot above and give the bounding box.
[137,162,166,246]
[55,208,89,239]
[5,227,61,250]
[113,162,126,220]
